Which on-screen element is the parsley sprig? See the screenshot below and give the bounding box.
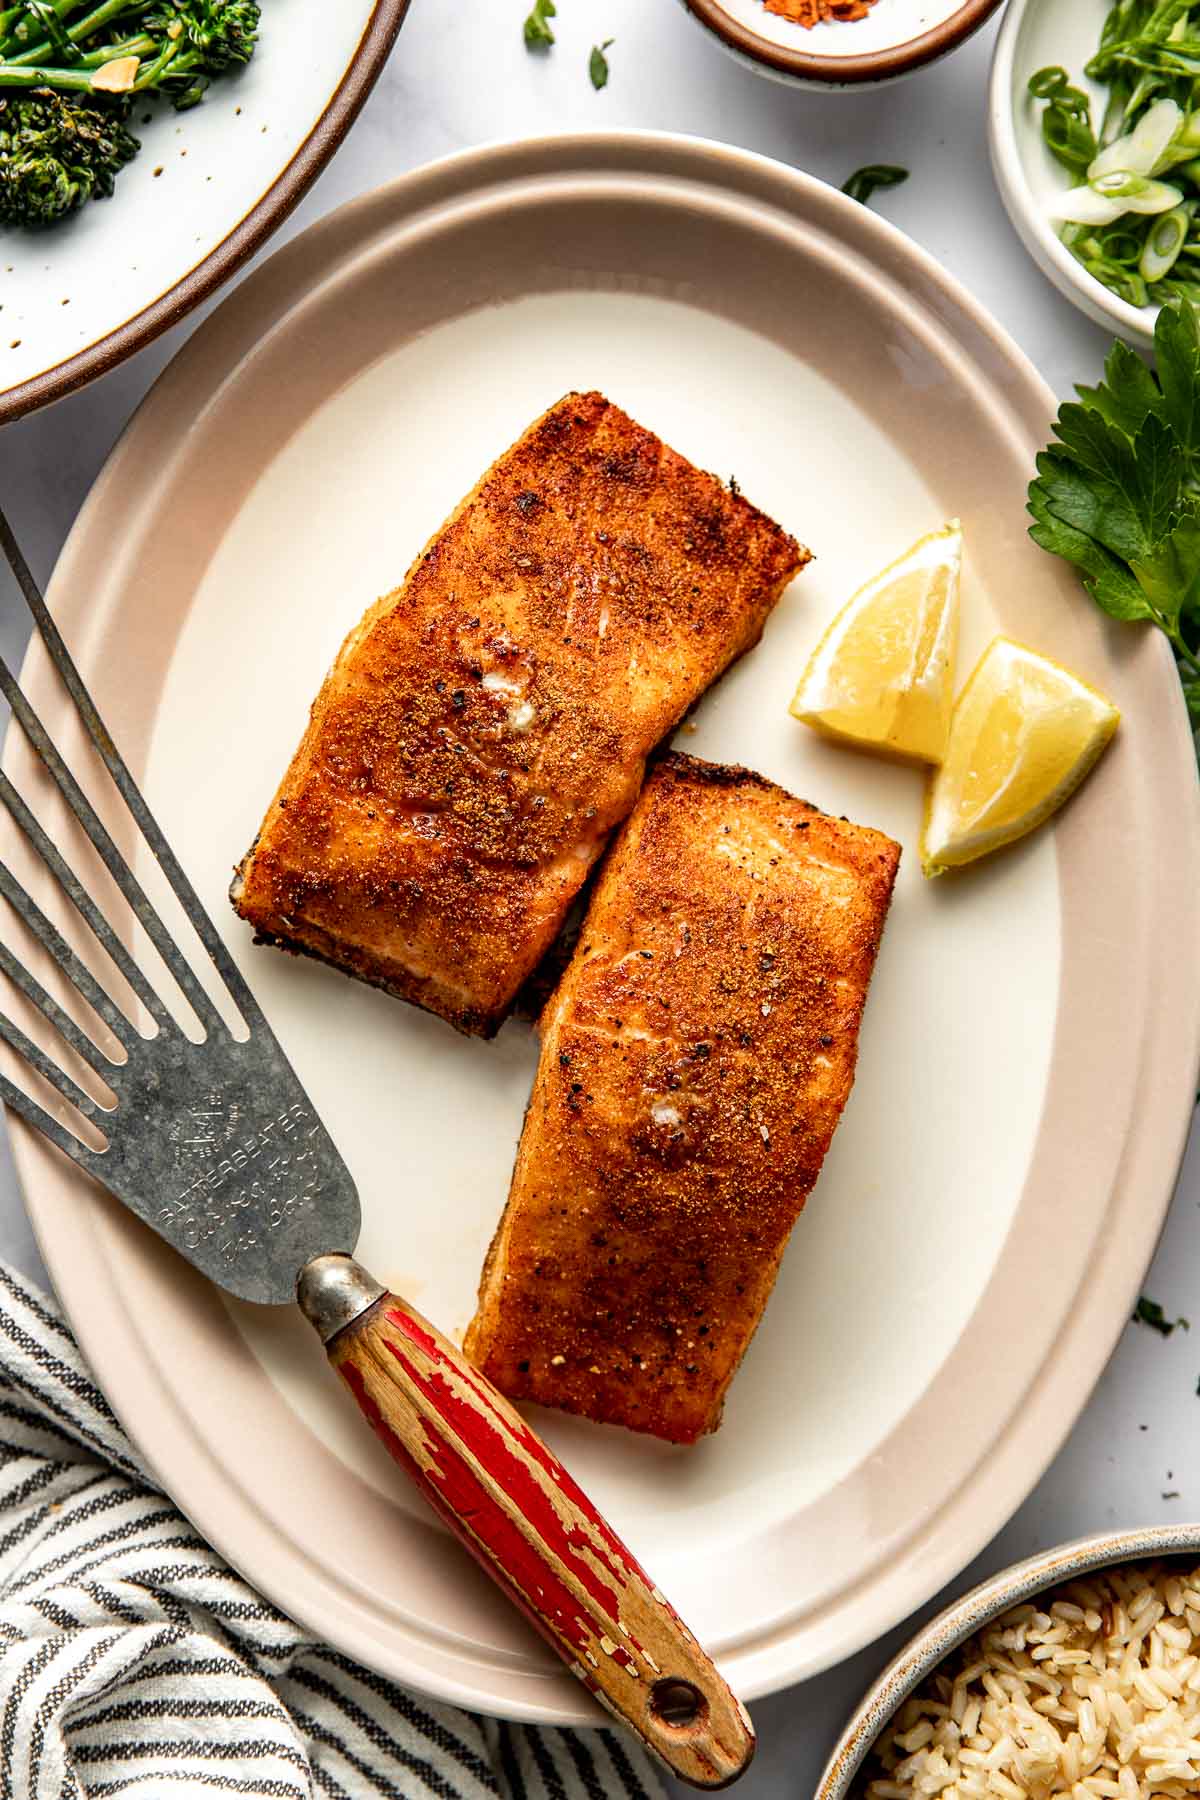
[1029,298,1200,753]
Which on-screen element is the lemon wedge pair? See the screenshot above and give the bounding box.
[789,525,1119,876]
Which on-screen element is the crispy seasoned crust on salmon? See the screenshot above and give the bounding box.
[464,752,900,1444]
[231,393,807,1036]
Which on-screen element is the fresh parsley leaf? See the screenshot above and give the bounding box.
[1076,338,1165,442]
[1053,400,1152,508]
[1034,407,1179,565]
[1028,297,1200,754]
[1134,1296,1191,1336]
[1157,297,1200,462]
[1132,508,1200,632]
[524,0,555,50]
[1028,478,1155,621]
[589,37,613,89]
[1032,448,1147,567]
[1133,410,1187,547]
[841,165,909,207]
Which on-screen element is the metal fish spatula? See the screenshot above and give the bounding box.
[0,511,755,1791]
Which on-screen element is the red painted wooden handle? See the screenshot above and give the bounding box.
[326,1290,755,1789]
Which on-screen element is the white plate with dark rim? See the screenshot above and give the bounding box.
[6,132,1199,1723]
[0,0,409,426]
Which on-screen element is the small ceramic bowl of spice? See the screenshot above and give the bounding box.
[677,0,1004,88]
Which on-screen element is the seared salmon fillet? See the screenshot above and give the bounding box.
[465,752,900,1444]
[231,393,806,1036]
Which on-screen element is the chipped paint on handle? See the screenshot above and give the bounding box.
[324,1290,755,1789]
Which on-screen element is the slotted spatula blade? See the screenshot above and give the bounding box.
[0,507,756,1791]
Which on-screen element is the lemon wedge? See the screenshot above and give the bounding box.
[789,522,962,763]
[921,637,1119,877]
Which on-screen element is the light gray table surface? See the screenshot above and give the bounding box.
[2,2,1199,1794]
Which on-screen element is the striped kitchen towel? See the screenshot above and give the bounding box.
[0,1261,665,1800]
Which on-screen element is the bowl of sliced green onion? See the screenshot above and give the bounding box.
[990,0,1200,346]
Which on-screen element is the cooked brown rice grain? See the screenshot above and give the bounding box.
[861,1563,1200,1800]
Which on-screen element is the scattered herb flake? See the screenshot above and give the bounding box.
[1164,1490,1182,1500]
[523,0,556,49]
[841,165,910,208]
[589,38,613,90]
[1133,1295,1190,1336]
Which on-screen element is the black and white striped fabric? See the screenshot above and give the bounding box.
[0,1262,665,1800]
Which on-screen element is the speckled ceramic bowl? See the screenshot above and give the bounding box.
[817,1524,1200,1797]
[677,0,1003,89]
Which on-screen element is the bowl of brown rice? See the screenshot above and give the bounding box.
[817,1525,1200,1800]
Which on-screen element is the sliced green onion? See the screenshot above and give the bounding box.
[1052,173,1183,225]
[1140,205,1191,281]
[1079,258,1148,306]
[1089,97,1182,179]
[1107,229,1149,266]
[1094,171,1184,212]
[1098,90,1123,145]
[1053,184,1128,226]
[1035,16,1200,313]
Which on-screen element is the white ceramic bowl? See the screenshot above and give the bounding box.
[817,1524,1200,1797]
[989,0,1159,347]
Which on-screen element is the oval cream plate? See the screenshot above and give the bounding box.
[8,134,1199,1722]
